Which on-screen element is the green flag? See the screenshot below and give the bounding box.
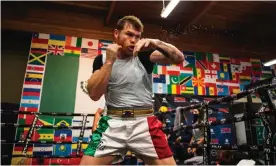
[39,55,79,113]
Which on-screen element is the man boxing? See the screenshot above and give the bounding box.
[81,15,184,165]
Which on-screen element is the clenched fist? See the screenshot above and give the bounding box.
[133,38,160,56]
[106,44,122,63]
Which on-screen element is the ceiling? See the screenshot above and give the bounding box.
[2,1,276,59]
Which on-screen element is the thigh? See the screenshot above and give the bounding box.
[128,116,173,159]
[80,155,117,165]
[142,156,176,165]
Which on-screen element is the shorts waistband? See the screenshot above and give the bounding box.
[107,107,154,118]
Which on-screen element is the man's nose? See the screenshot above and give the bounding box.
[130,37,136,43]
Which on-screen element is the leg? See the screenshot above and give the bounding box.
[142,156,176,165]
[80,155,117,165]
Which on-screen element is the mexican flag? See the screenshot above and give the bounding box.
[13,33,109,162]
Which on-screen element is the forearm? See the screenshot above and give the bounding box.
[87,62,113,101]
[156,40,184,64]
[92,113,101,131]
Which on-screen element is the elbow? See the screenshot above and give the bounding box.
[88,89,101,101]
[89,95,101,101]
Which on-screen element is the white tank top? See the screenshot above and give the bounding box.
[102,54,153,108]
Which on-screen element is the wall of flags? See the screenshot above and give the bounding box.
[11,32,275,165]
[153,51,276,96]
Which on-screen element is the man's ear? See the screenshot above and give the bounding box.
[114,29,119,41]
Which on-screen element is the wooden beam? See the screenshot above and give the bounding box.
[50,1,108,11]
[184,1,216,29]
[1,2,275,60]
[105,1,116,25]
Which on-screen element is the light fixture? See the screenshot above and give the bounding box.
[161,0,180,18]
[264,59,276,66]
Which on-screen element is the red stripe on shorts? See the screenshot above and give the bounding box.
[147,116,173,159]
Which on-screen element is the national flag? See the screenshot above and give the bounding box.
[195,52,206,61]
[33,32,50,39]
[239,75,251,82]
[55,117,72,127]
[28,52,47,66]
[98,39,113,50]
[239,81,250,91]
[230,64,242,73]
[54,144,72,156]
[20,103,38,109]
[19,107,38,112]
[194,86,205,95]
[36,116,54,126]
[81,38,98,49]
[196,68,205,78]
[24,77,42,86]
[206,53,220,62]
[205,70,217,83]
[166,66,180,76]
[217,71,229,80]
[185,55,196,75]
[32,38,49,45]
[34,129,54,141]
[13,145,33,155]
[47,45,64,56]
[31,158,51,165]
[54,129,72,142]
[153,74,166,83]
[208,62,220,71]
[20,97,40,105]
[49,34,66,46]
[167,84,180,94]
[31,38,48,50]
[64,46,81,56]
[217,85,229,96]
[230,73,240,83]
[81,48,98,59]
[71,144,87,155]
[220,63,231,73]
[15,127,36,141]
[33,144,53,156]
[26,64,44,74]
[22,87,41,94]
[30,48,47,54]
[251,59,262,74]
[39,55,79,114]
[156,65,167,75]
[66,36,82,47]
[72,118,92,142]
[166,75,179,84]
[50,158,70,165]
[180,85,194,94]
[192,77,205,87]
[153,83,167,94]
[11,157,32,165]
[205,83,217,96]
[179,73,192,86]
[230,58,241,65]
[229,86,240,94]
[180,67,193,75]
[219,56,230,64]
[25,72,43,80]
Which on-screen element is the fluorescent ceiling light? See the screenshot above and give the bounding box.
[161,0,180,18]
[264,59,276,66]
